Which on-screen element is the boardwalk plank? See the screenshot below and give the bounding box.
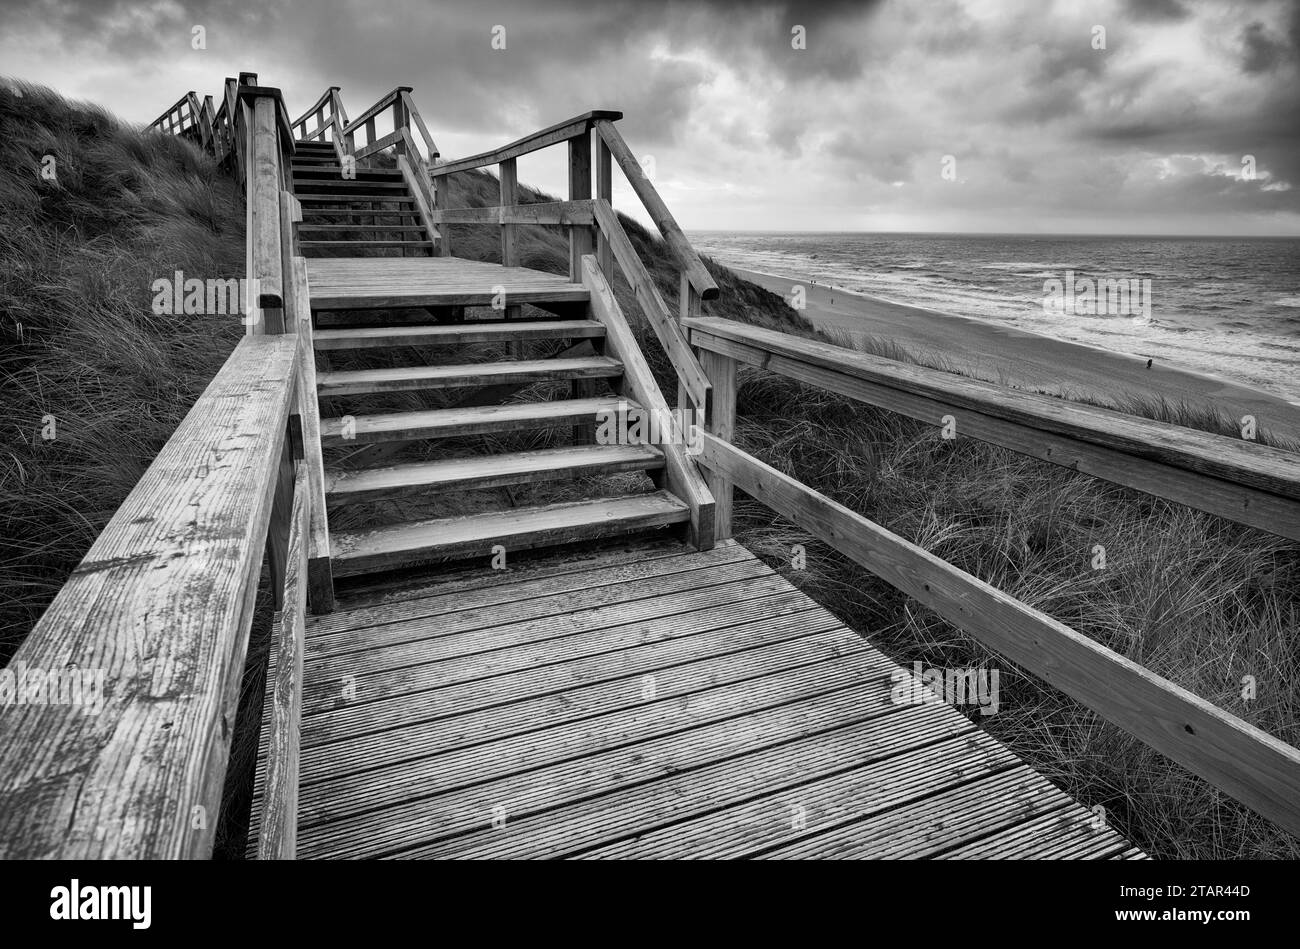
[248,540,1141,860]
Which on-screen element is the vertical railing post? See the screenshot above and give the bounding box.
[568,132,593,281]
[596,132,613,279]
[392,95,408,155]
[698,349,736,540]
[240,87,287,335]
[567,135,596,441]
[500,157,522,350]
[432,169,452,257]
[678,274,703,420]
[234,77,297,606]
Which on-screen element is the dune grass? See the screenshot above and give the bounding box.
[2,82,1296,860]
[0,80,246,658]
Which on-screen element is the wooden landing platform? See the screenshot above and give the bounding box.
[306,255,589,310]
[250,539,1142,859]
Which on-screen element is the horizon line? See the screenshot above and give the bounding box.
[683,229,1300,240]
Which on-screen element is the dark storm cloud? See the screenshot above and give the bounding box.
[1124,0,1190,21]
[1241,20,1291,72]
[2,0,1296,231]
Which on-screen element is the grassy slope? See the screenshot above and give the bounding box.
[0,80,247,657]
[2,84,1296,859]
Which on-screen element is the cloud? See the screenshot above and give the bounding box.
[1240,20,1290,72]
[0,0,1296,233]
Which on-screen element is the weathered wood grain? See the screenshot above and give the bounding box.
[313,320,603,350]
[257,461,308,860]
[288,256,334,613]
[326,443,664,503]
[304,256,588,310]
[330,491,690,575]
[0,334,299,859]
[316,355,622,397]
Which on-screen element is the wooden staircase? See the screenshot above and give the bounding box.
[310,292,690,577]
[290,109,709,584]
[291,140,435,257]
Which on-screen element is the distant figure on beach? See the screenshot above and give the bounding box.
[1146,358,1153,369]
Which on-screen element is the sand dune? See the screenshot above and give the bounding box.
[731,266,1300,445]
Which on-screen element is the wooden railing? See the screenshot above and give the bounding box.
[149,91,213,151]
[328,86,441,251]
[687,316,1300,837]
[0,75,329,859]
[686,318,1300,543]
[425,111,715,422]
[290,86,351,165]
[151,75,248,175]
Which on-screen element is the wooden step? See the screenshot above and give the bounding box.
[326,444,666,503]
[300,240,433,253]
[297,193,415,203]
[292,167,403,179]
[317,356,622,397]
[331,491,690,575]
[298,225,427,234]
[301,209,420,219]
[295,179,409,191]
[320,395,635,446]
[314,320,605,350]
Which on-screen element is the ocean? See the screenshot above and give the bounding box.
[688,232,1300,404]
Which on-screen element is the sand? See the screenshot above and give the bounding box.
[730,266,1300,445]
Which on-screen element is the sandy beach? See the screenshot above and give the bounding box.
[731,266,1300,445]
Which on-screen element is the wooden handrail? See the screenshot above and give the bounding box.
[427,199,595,226]
[699,432,1300,837]
[685,316,1300,541]
[0,334,301,858]
[291,85,339,132]
[429,110,622,178]
[593,199,710,416]
[594,119,718,301]
[330,88,351,160]
[341,86,411,137]
[148,92,194,132]
[400,90,439,159]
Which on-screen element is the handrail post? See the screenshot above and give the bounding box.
[392,95,408,156]
[596,132,613,278]
[567,132,593,280]
[500,157,522,344]
[678,273,704,421]
[432,163,452,256]
[699,349,736,540]
[235,81,293,335]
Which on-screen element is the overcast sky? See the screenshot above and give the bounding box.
[3,0,1298,234]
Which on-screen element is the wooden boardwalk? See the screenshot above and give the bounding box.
[251,539,1140,859]
[10,77,1287,863]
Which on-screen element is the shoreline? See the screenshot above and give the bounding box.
[728,265,1300,444]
